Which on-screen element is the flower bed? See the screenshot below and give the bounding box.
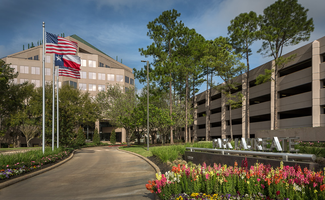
[146,158,325,200]
[0,149,71,181]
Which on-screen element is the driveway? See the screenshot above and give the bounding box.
[0,146,156,200]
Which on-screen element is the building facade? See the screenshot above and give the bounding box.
[193,36,325,141]
[1,35,134,147]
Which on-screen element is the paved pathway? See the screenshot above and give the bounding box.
[0,146,156,200]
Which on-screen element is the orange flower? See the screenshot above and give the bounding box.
[320,184,325,192]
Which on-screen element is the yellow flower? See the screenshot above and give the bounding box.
[156,172,162,180]
[314,189,318,193]
[247,181,250,184]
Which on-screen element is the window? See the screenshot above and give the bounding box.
[13,78,17,84]
[98,85,105,91]
[81,59,87,67]
[79,83,87,91]
[107,74,114,81]
[10,65,17,73]
[31,80,40,87]
[89,60,96,68]
[45,80,51,85]
[20,79,28,84]
[81,71,87,79]
[89,72,96,79]
[98,73,105,80]
[64,81,77,89]
[34,55,39,60]
[28,57,32,60]
[45,68,51,76]
[20,66,29,74]
[46,55,51,63]
[125,76,129,83]
[130,78,134,85]
[116,75,123,82]
[99,62,104,67]
[105,65,110,68]
[31,67,40,75]
[89,84,96,91]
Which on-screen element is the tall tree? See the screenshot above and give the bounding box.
[228,11,261,139]
[258,0,314,130]
[214,37,246,140]
[96,84,137,146]
[139,9,184,144]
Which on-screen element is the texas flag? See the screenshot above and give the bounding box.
[55,54,81,71]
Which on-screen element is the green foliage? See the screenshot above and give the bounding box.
[92,128,100,145]
[255,69,273,85]
[96,84,137,146]
[75,127,86,147]
[110,130,116,145]
[258,0,314,59]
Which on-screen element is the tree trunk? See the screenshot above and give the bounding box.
[229,90,233,141]
[185,74,188,143]
[137,133,141,145]
[193,80,197,142]
[205,68,209,141]
[246,52,250,138]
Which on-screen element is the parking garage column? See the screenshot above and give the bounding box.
[242,73,247,138]
[270,60,276,130]
[221,88,226,139]
[193,95,197,141]
[312,40,321,127]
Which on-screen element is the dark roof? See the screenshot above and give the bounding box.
[69,34,111,58]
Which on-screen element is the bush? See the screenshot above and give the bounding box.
[75,127,86,147]
[92,128,100,145]
[110,130,116,145]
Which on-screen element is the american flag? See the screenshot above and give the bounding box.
[46,32,77,55]
[58,66,80,79]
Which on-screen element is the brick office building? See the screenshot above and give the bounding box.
[1,35,134,147]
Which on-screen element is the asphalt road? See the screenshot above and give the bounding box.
[0,146,156,200]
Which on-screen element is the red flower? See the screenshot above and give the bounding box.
[276,191,280,196]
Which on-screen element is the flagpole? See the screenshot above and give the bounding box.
[52,56,55,151]
[57,67,59,148]
[42,22,45,154]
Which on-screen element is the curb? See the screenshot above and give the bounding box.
[0,150,76,190]
[117,147,160,174]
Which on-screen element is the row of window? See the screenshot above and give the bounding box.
[27,55,39,60]
[11,65,52,76]
[10,65,134,85]
[81,59,97,68]
[14,79,58,88]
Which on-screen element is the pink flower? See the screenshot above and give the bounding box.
[205,173,209,180]
[6,165,9,167]
[261,184,265,189]
[257,178,261,182]
[314,182,317,188]
[157,189,161,194]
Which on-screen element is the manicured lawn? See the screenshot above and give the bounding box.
[0,147,41,152]
[120,145,153,157]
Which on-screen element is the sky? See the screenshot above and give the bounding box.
[1,0,324,94]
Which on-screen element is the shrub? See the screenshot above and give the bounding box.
[110,130,116,145]
[75,127,86,147]
[92,128,100,145]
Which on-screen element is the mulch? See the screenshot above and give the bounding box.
[146,156,172,174]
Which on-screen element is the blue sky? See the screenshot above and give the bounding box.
[1,0,324,94]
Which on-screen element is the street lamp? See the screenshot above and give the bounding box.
[141,60,149,151]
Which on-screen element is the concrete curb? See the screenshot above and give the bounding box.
[117,147,160,174]
[0,150,76,190]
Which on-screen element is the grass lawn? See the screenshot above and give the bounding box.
[120,145,153,157]
[0,147,41,152]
